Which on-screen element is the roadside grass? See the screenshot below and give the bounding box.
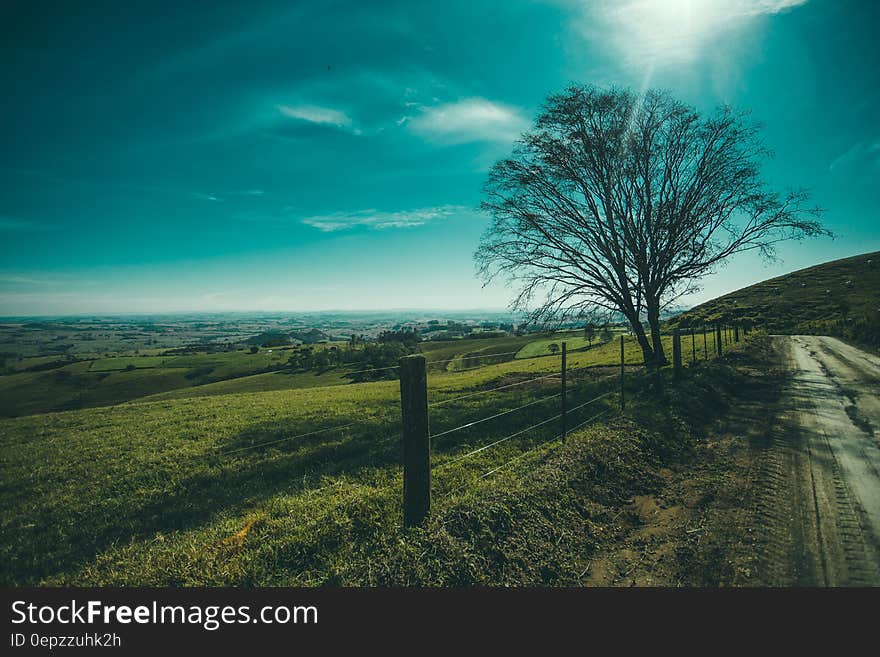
[0,328,747,585]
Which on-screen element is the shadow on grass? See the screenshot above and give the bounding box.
[2,413,405,585]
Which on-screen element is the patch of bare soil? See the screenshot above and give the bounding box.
[582,418,764,586]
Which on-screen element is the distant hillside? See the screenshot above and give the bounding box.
[670,251,880,346]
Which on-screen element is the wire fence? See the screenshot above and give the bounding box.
[211,322,748,528]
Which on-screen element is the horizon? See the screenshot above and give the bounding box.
[3,247,876,321]
[2,0,878,315]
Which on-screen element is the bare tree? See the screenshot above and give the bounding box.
[476,85,828,368]
[584,322,596,347]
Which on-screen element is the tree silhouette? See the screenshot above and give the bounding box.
[477,84,828,367]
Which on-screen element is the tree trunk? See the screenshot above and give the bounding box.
[625,315,655,367]
[646,304,667,368]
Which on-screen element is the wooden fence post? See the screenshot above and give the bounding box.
[734,324,740,342]
[703,326,708,360]
[400,354,429,527]
[716,325,723,357]
[620,334,625,411]
[672,329,682,379]
[561,341,567,442]
[691,328,696,362]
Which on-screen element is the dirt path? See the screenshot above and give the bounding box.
[761,335,880,585]
[579,334,880,587]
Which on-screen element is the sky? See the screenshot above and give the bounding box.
[1,0,878,316]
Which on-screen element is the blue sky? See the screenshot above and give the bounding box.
[1,0,877,315]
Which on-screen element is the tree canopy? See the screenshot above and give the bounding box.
[477,84,828,367]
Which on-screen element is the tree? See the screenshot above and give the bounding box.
[476,84,827,368]
[548,342,560,354]
[584,322,596,347]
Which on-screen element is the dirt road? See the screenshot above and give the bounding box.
[764,335,880,585]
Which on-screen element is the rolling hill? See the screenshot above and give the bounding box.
[670,251,880,346]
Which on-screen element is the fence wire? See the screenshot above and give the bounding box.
[431,391,562,440]
[429,373,560,407]
[440,408,618,500]
[220,421,360,455]
[433,410,564,470]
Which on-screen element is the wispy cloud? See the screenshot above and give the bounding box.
[301,205,468,232]
[277,104,353,128]
[193,189,265,202]
[829,138,880,173]
[0,271,95,287]
[406,98,529,145]
[192,192,222,202]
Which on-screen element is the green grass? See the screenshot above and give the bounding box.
[144,368,354,401]
[89,356,178,371]
[515,331,620,359]
[671,250,880,345]
[418,334,538,371]
[0,348,296,418]
[3,355,73,373]
[0,325,742,585]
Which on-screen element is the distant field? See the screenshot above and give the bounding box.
[89,356,178,371]
[143,368,353,401]
[419,334,538,368]
[0,348,294,417]
[514,330,621,359]
[0,328,663,418]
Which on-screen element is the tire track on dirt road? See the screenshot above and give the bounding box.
[757,336,880,585]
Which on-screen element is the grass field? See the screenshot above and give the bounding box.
[0,324,732,586]
[514,330,621,359]
[0,347,297,418]
[89,356,178,371]
[0,331,634,418]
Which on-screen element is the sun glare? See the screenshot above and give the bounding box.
[593,0,805,70]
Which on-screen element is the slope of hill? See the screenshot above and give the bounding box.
[0,330,680,585]
[671,251,880,346]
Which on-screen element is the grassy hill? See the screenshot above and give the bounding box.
[0,331,622,418]
[670,251,880,346]
[0,329,684,585]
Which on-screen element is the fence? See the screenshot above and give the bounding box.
[214,322,747,527]
[212,322,748,528]
[397,321,747,527]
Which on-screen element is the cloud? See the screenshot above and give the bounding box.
[277,104,353,128]
[192,193,222,202]
[193,189,266,202]
[301,204,468,232]
[0,271,94,287]
[829,139,880,174]
[407,98,529,145]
